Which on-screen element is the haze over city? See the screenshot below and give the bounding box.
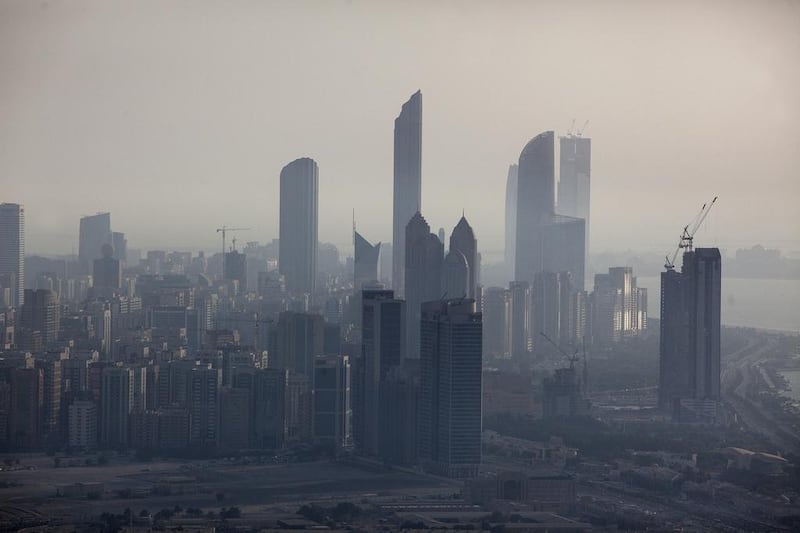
[2,0,798,256]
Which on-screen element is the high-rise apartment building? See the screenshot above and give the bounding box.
[558,135,591,256]
[79,213,112,272]
[21,289,60,344]
[404,212,443,358]
[590,267,647,344]
[419,299,482,478]
[189,366,221,448]
[659,248,721,421]
[279,157,318,296]
[392,91,422,295]
[0,203,24,307]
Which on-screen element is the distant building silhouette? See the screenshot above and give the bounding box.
[275,311,324,381]
[21,289,60,345]
[659,248,721,422]
[100,366,133,449]
[418,299,482,478]
[79,213,112,273]
[482,286,510,360]
[404,212,443,358]
[392,90,422,296]
[558,135,591,256]
[508,281,532,357]
[504,165,518,271]
[93,244,122,296]
[224,249,247,292]
[591,267,647,344]
[0,203,24,307]
[112,231,127,265]
[514,133,585,290]
[442,249,469,301]
[279,157,318,296]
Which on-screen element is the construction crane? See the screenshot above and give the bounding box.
[576,120,589,137]
[664,196,717,270]
[216,226,250,278]
[539,331,580,369]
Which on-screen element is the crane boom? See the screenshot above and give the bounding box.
[216,226,251,278]
[664,196,717,270]
[539,332,579,368]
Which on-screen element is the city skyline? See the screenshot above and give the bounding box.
[2,1,798,257]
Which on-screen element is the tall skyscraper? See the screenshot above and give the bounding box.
[419,299,482,478]
[591,267,647,344]
[659,248,721,421]
[515,131,555,285]
[354,230,381,291]
[79,213,112,272]
[0,203,24,307]
[405,212,443,358]
[514,133,585,290]
[359,289,405,456]
[279,157,319,296]
[189,366,222,447]
[112,231,127,264]
[558,135,591,256]
[392,90,422,296]
[504,165,518,272]
[482,286,510,359]
[449,215,478,299]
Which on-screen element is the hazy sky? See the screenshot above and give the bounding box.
[2,0,799,260]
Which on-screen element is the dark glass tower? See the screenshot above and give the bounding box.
[418,299,482,478]
[279,157,319,296]
[404,212,443,358]
[392,91,422,296]
[659,248,721,421]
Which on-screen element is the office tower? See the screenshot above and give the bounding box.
[508,281,531,358]
[279,157,319,296]
[314,355,353,452]
[659,248,721,421]
[93,244,122,295]
[482,287,510,359]
[504,165,518,272]
[558,135,591,257]
[449,215,478,299]
[354,230,381,291]
[79,213,112,272]
[359,289,405,456]
[274,311,324,379]
[0,203,24,307]
[247,368,288,450]
[405,212,443,358]
[112,232,127,264]
[189,366,221,447]
[100,367,133,449]
[514,133,586,290]
[9,367,43,450]
[418,299,482,478]
[442,250,469,300]
[532,272,562,351]
[20,289,60,344]
[392,90,423,295]
[224,249,247,291]
[68,399,97,450]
